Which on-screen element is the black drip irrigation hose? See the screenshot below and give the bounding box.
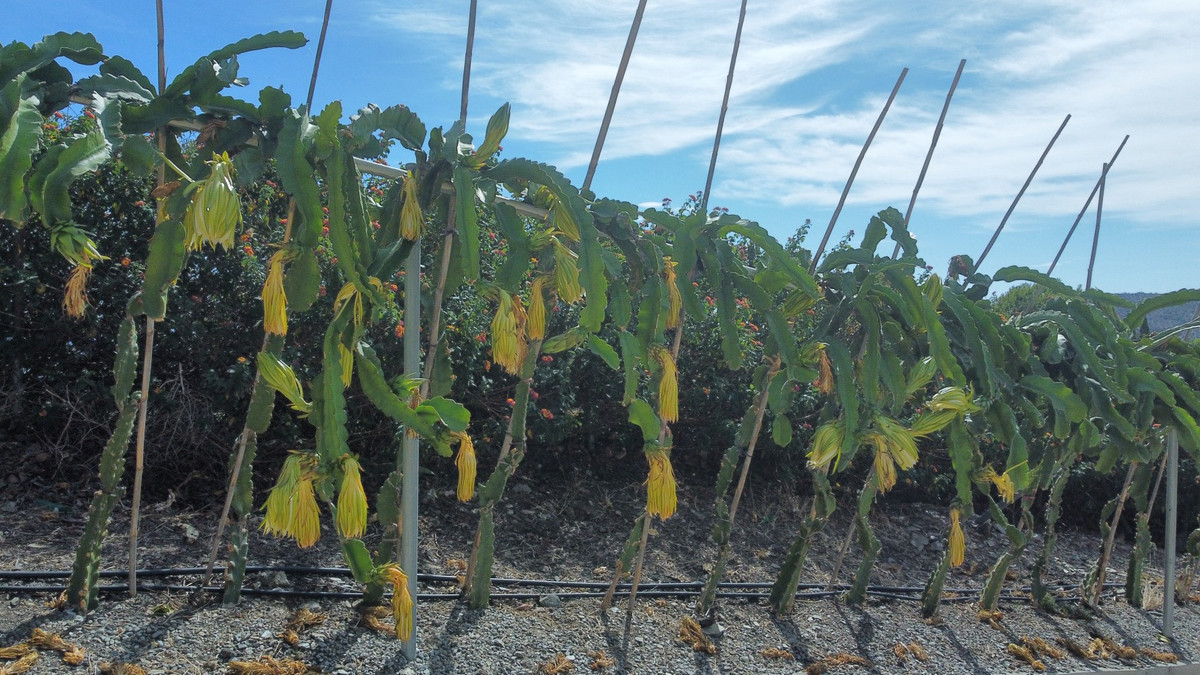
[0,566,1126,604]
[0,566,1122,597]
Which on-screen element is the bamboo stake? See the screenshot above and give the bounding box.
[1046,135,1128,275]
[892,59,966,259]
[130,0,169,597]
[582,0,649,192]
[974,114,1071,272]
[1085,162,1107,291]
[199,1,336,593]
[419,0,477,398]
[1091,461,1137,606]
[809,68,908,274]
[699,0,748,214]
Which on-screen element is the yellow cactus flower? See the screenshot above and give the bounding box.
[261,453,303,538]
[454,431,477,502]
[552,238,582,304]
[527,276,548,340]
[646,450,677,520]
[816,347,834,395]
[650,345,678,423]
[905,356,937,395]
[909,410,957,437]
[922,273,944,309]
[262,250,288,336]
[949,507,965,568]
[928,386,981,414]
[333,282,365,327]
[62,264,90,319]
[870,433,898,493]
[291,476,321,548]
[663,257,682,329]
[807,419,845,470]
[184,152,241,251]
[337,454,367,539]
[979,466,1016,503]
[338,342,354,389]
[382,564,414,640]
[399,170,423,241]
[490,290,527,375]
[545,192,580,241]
[255,351,311,414]
[876,416,918,470]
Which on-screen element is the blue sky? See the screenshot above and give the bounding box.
[8,0,1198,293]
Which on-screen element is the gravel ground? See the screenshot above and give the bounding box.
[1,472,1197,674]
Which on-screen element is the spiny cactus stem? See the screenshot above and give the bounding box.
[1092,461,1137,606]
[128,318,156,596]
[200,429,253,591]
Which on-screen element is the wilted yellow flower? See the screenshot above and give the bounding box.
[62,264,90,319]
[552,238,582,304]
[262,250,288,336]
[949,506,965,568]
[928,386,980,414]
[261,453,303,538]
[909,410,957,437]
[646,450,677,519]
[399,170,423,241]
[979,466,1016,503]
[184,152,241,251]
[454,431,477,502]
[807,419,845,470]
[490,290,527,375]
[261,452,321,548]
[651,345,678,423]
[663,257,682,329]
[255,351,311,414]
[876,416,918,470]
[337,454,367,539]
[527,276,548,340]
[382,564,414,641]
[338,342,354,389]
[333,282,365,327]
[816,347,834,395]
[870,433,898,493]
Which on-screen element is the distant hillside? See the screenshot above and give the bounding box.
[1115,292,1199,334]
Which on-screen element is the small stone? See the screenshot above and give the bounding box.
[539,594,563,608]
[510,482,532,495]
[701,622,725,637]
[260,630,273,639]
[0,502,16,513]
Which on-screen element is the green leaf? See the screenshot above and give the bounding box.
[992,265,1077,298]
[0,81,42,221]
[587,334,620,370]
[420,397,470,432]
[74,74,154,103]
[628,399,660,442]
[341,540,375,584]
[1019,375,1086,438]
[719,217,818,298]
[771,415,793,447]
[37,128,111,224]
[1124,289,1200,333]
[618,331,642,405]
[491,202,529,291]
[164,31,307,97]
[140,219,187,320]
[576,216,608,333]
[453,165,481,282]
[0,32,104,87]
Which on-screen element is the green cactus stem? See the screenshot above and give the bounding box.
[466,340,542,609]
[769,471,834,614]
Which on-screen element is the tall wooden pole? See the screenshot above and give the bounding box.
[700,0,748,214]
[1085,162,1107,291]
[892,59,965,259]
[809,68,908,274]
[974,114,1071,272]
[1047,135,1128,276]
[582,0,649,192]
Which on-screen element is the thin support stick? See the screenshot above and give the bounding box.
[582,0,649,192]
[1085,162,1107,291]
[893,59,965,259]
[460,0,478,122]
[974,114,1071,271]
[132,0,169,598]
[809,68,908,274]
[826,512,858,591]
[700,0,748,214]
[1164,429,1178,639]
[305,0,335,109]
[1047,135,1128,275]
[1092,461,1137,606]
